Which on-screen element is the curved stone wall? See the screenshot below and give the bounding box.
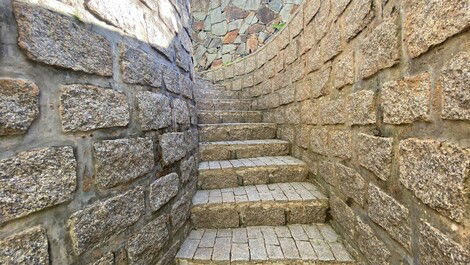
[191,0,304,71]
[0,0,197,264]
[201,0,470,264]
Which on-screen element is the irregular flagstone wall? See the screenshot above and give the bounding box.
[191,0,304,71]
[201,0,470,264]
[0,0,197,264]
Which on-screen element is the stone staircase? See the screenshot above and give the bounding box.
[175,79,355,264]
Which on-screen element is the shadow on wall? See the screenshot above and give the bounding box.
[0,0,198,264]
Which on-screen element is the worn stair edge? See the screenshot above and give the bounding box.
[191,182,328,229]
[199,139,290,161]
[198,110,263,124]
[198,123,277,142]
[175,224,355,264]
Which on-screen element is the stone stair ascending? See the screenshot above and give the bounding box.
[175,79,355,264]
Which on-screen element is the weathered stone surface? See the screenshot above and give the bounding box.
[381,73,431,124]
[160,132,187,164]
[171,193,191,231]
[180,156,196,184]
[69,187,144,255]
[343,0,374,41]
[358,20,399,78]
[356,217,391,265]
[60,84,129,132]
[399,138,469,222]
[310,66,330,98]
[330,196,355,236]
[225,6,248,21]
[332,50,354,89]
[368,184,411,250]
[319,98,345,125]
[150,173,180,212]
[136,91,172,130]
[349,90,375,124]
[419,220,470,265]
[310,128,328,155]
[329,130,351,159]
[357,133,393,181]
[257,7,276,24]
[163,66,181,94]
[120,44,164,88]
[0,78,39,136]
[93,137,154,188]
[128,214,169,264]
[13,2,112,76]
[92,253,114,265]
[0,146,76,224]
[0,226,49,265]
[319,23,341,63]
[335,164,365,205]
[404,0,470,58]
[174,98,190,126]
[439,52,470,120]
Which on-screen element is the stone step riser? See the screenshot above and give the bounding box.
[199,142,290,161]
[198,165,308,189]
[194,90,240,99]
[197,100,252,111]
[199,124,277,142]
[198,111,262,124]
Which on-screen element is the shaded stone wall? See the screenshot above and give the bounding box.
[191,0,304,71]
[0,0,197,264]
[201,0,470,264]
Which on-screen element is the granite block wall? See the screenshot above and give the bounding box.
[202,0,470,264]
[0,0,197,264]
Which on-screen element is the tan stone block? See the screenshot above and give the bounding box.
[349,90,376,125]
[332,50,354,89]
[356,217,391,264]
[329,130,352,159]
[242,205,285,226]
[0,226,49,265]
[335,163,366,205]
[192,206,240,228]
[310,128,328,155]
[287,202,328,223]
[357,133,393,181]
[343,0,374,41]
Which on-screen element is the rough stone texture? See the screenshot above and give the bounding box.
[93,137,154,189]
[343,0,374,41]
[329,130,351,159]
[180,156,197,184]
[13,2,112,76]
[381,73,431,124]
[356,217,391,265]
[163,66,181,94]
[120,44,164,88]
[127,214,170,264]
[330,196,356,236]
[0,146,76,224]
[92,253,114,265]
[136,91,172,130]
[0,78,39,136]
[68,188,145,255]
[368,184,411,250]
[419,220,470,265]
[335,163,365,205]
[348,90,375,125]
[404,0,470,58]
[310,128,328,155]
[358,20,399,78]
[399,138,469,222]
[332,50,354,89]
[357,133,393,181]
[174,98,190,126]
[0,226,49,265]
[160,132,187,165]
[439,52,470,121]
[60,84,129,132]
[171,193,191,232]
[150,173,180,212]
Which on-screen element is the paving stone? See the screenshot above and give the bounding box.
[13,2,112,76]
[0,226,49,265]
[198,123,276,142]
[93,137,154,188]
[381,73,431,124]
[358,20,399,78]
[404,0,470,58]
[0,146,76,224]
[198,110,262,124]
[60,84,129,132]
[199,139,289,161]
[348,90,376,125]
[0,78,39,136]
[149,173,180,212]
[399,138,469,222]
[357,133,393,181]
[68,187,144,254]
[136,91,172,130]
[120,44,164,88]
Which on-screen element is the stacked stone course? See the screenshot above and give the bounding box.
[201,0,470,264]
[1,0,197,264]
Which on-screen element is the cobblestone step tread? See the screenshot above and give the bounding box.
[191,182,328,228]
[176,224,355,264]
[198,156,308,189]
[199,123,277,142]
[198,110,263,124]
[199,139,290,161]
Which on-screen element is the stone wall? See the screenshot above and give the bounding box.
[0,0,197,264]
[191,0,304,71]
[201,0,470,264]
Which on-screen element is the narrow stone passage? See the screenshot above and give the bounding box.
[175,78,355,264]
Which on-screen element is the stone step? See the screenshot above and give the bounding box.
[198,110,262,124]
[176,224,355,264]
[191,182,328,228]
[198,123,277,142]
[199,139,290,161]
[198,156,308,189]
[194,89,240,99]
[197,99,252,111]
